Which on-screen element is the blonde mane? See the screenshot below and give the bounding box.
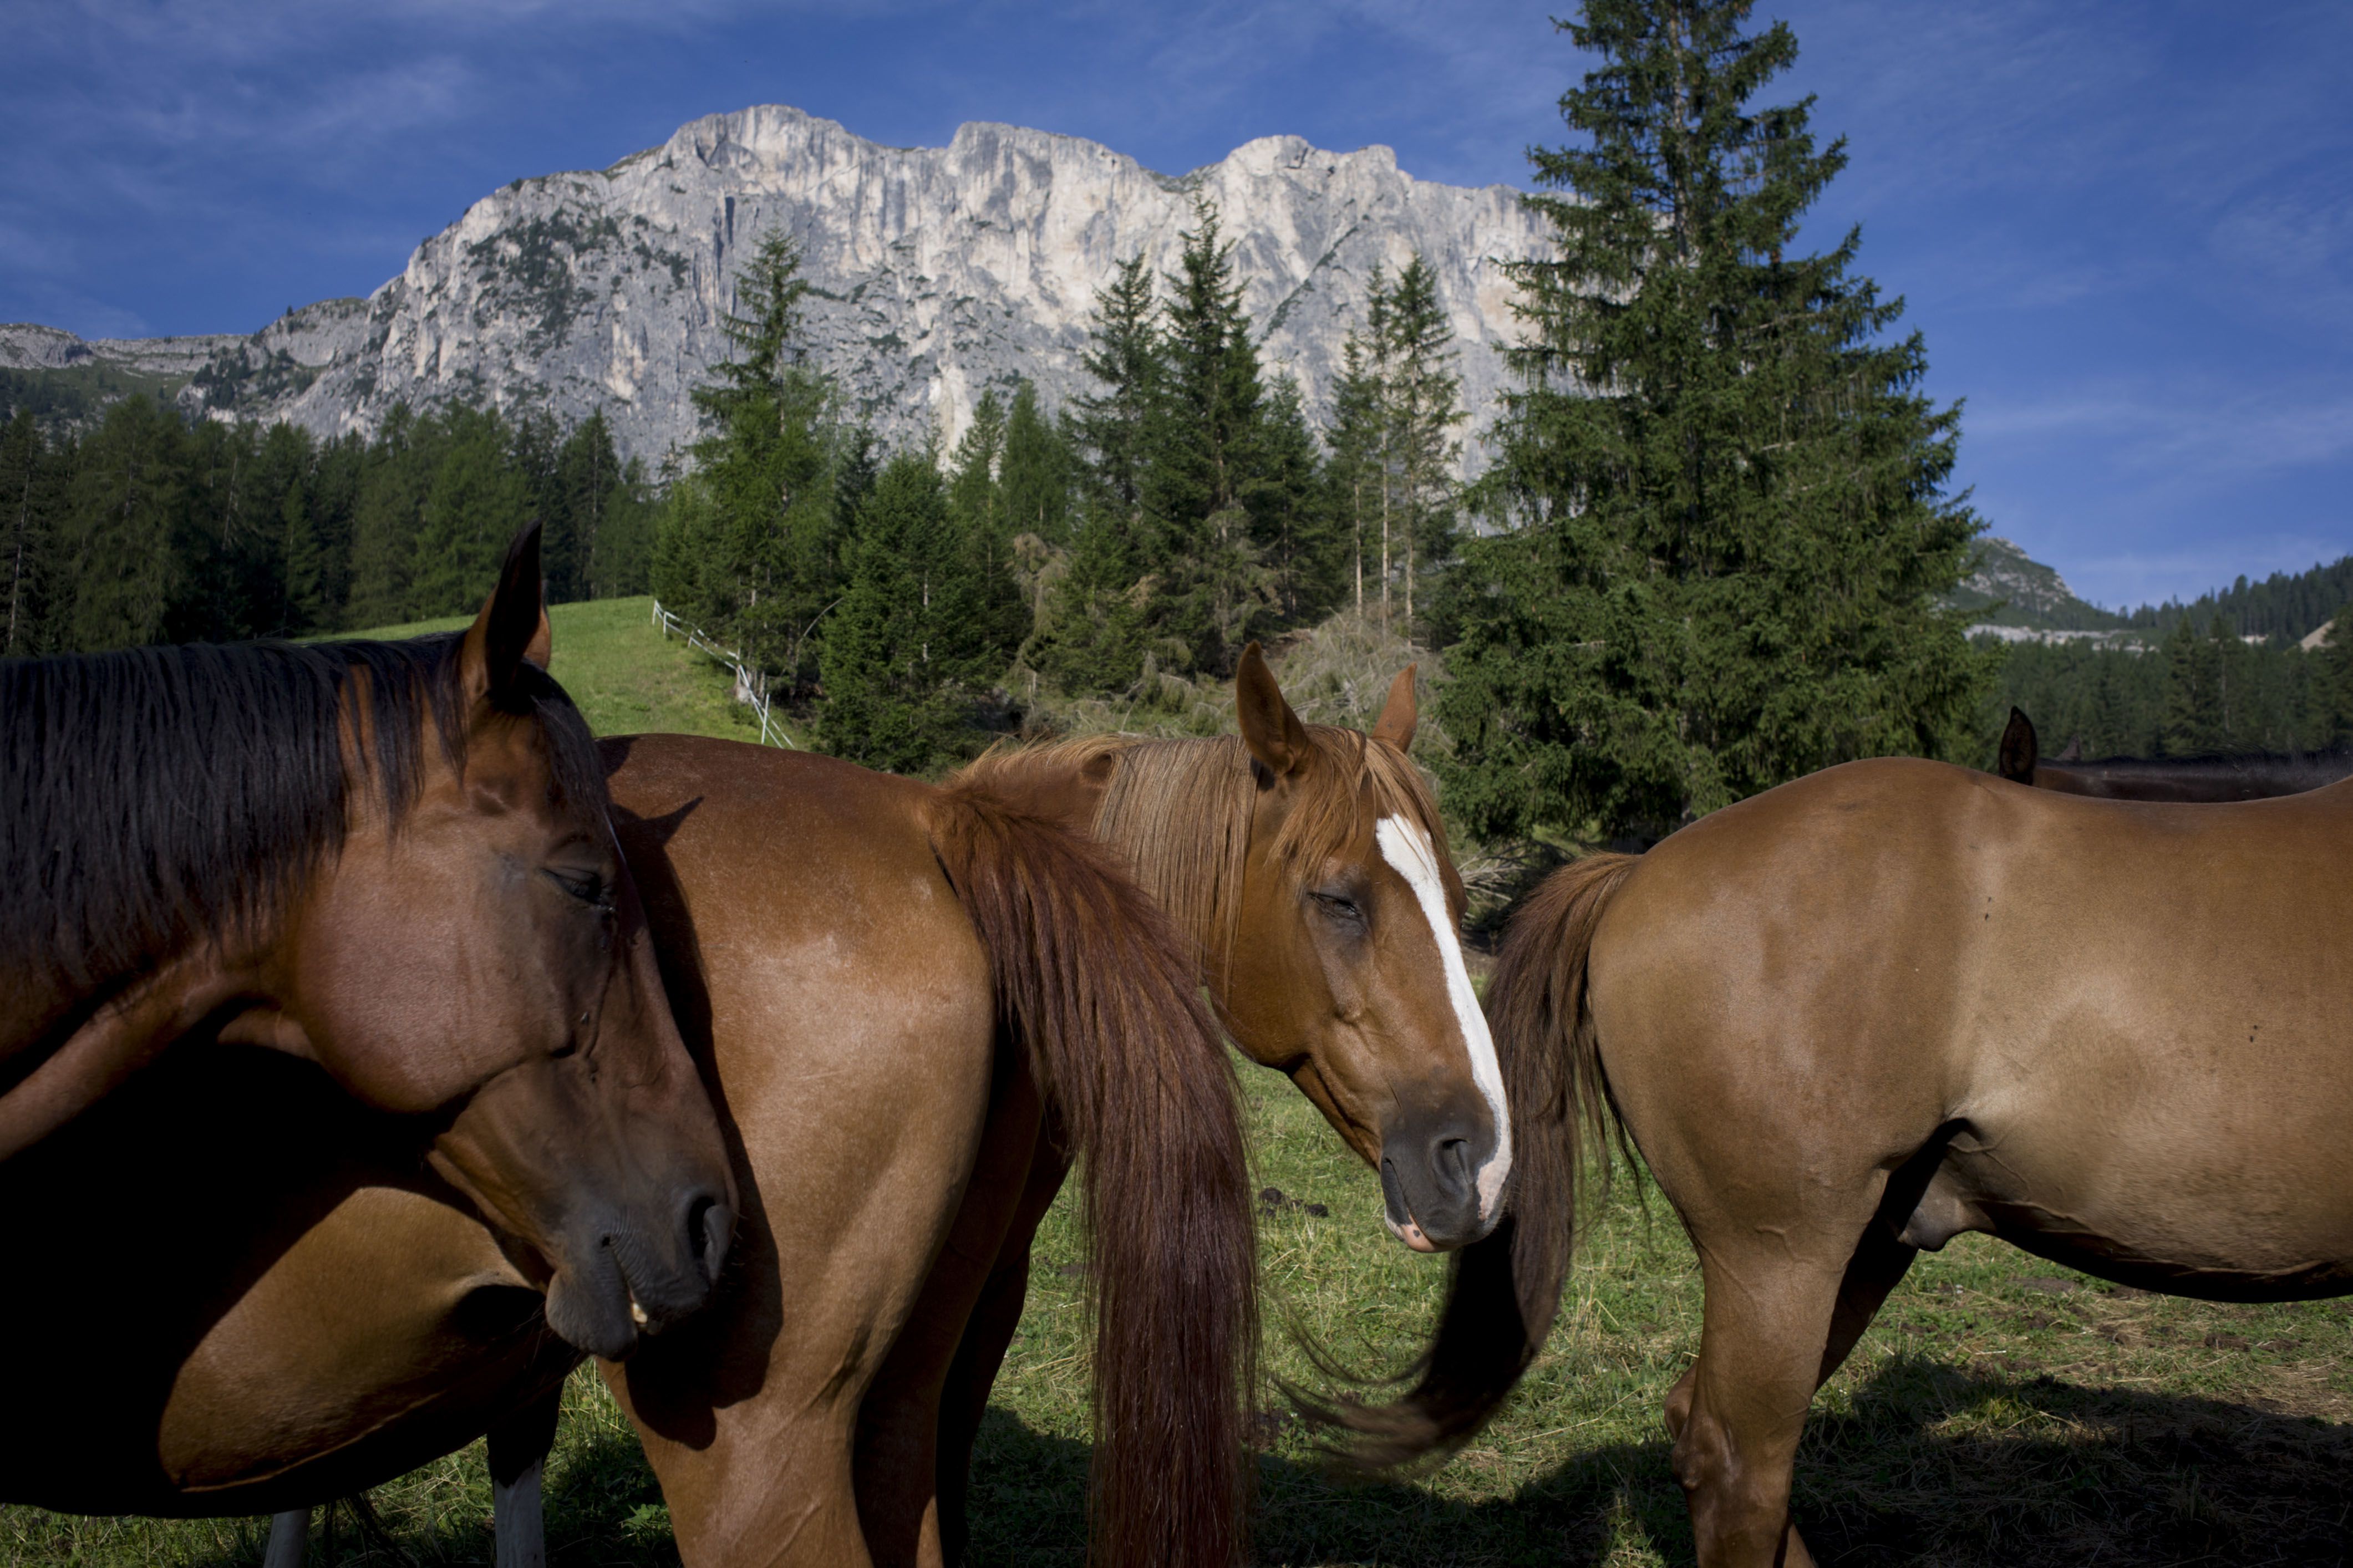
[962,728,1452,982]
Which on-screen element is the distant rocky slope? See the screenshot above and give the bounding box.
[1946,535,2134,642]
[0,105,1548,465]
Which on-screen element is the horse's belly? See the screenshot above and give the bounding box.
[1922,1119,2353,1302]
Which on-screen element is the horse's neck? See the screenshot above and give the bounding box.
[987,739,1241,990]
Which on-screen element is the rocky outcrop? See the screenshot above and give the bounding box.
[5,105,1551,466]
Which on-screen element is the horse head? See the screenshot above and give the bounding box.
[231,528,736,1358]
[1215,645,1508,1254]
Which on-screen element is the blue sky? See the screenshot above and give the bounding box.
[3,0,2347,610]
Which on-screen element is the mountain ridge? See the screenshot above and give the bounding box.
[0,104,1549,467]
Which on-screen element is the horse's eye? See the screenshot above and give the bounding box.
[546,867,613,912]
[1312,890,1364,926]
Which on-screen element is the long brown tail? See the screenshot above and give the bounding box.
[1310,850,1641,1469]
[927,778,1257,1568]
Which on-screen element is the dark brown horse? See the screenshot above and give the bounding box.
[1330,755,2353,1566]
[1997,705,2353,800]
[0,732,1257,1567]
[0,525,734,1359]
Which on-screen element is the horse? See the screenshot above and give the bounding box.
[1997,704,2353,800]
[21,645,1497,1567]
[1324,755,2353,1566]
[0,523,733,1360]
[0,732,1258,1567]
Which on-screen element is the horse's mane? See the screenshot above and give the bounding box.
[964,726,1454,981]
[1,635,603,991]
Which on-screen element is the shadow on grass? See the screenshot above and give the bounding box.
[973,1356,2353,1567]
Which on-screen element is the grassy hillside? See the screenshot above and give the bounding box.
[336,595,801,747]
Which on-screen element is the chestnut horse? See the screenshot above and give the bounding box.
[34,647,1494,1568]
[1996,705,2353,800]
[1330,755,2353,1566]
[0,733,1256,1567]
[0,525,731,1358]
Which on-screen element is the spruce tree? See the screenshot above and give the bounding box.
[346,404,429,628]
[999,381,1072,546]
[1147,197,1273,674]
[1438,0,1992,842]
[408,407,530,620]
[946,388,1025,660]
[819,454,990,772]
[65,395,186,650]
[1,409,64,655]
[1384,255,1465,638]
[1045,259,1162,694]
[662,228,842,683]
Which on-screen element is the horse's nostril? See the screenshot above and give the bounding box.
[685,1192,734,1285]
[1435,1136,1474,1198]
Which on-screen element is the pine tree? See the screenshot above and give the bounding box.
[946,388,1025,660]
[818,455,990,772]
[65,395,186,650]
[1437,0,1992,842]
[1147,197,1274,674]
[1383,256,1465,639]
[408,407,530,619]
[1069,255,1160,530]
[999,381,1072,546]
[549,411,624,603]
[1252,374,1339,623]
[659,228,843,683]
[1,409,65,655]
[1045,259,1163,695]
[345,404,430,628]
[1325,332,1383,618]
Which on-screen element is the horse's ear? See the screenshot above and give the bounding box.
[1997,706,2037,783]
[461,522,546,709]
[1371,664,1418,752]
[2057,735,2083,762]
[1235,641,1308,777]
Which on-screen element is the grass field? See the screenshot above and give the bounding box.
[8,603,2351,1564]
[324,595,801,747]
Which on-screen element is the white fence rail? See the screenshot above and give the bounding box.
[650,599,792,748]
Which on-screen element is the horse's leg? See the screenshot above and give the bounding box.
[934,1127,1070,1567]
[263,1509,307,1568]
[851,1065,1044,1568]
[1670,1236,1856,1568]
[488,1384,562,1568]
[1815,1220,1918,1388]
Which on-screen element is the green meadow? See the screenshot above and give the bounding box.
[6,604,2351,1566]
[12,1063,2352,1567]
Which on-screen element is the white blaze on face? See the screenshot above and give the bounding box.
[1374,815,1512,1223]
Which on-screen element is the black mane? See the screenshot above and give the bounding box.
[2,634,602,992]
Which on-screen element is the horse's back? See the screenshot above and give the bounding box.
[1589,756,2353,1294]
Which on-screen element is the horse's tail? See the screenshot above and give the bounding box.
[1312,850,1642,1470]
[926,776,1256,1568]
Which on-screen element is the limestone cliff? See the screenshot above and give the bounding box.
[2,105,1550,465]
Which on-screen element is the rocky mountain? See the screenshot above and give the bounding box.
[0,105,1550,465]
[1947,534,2131,640]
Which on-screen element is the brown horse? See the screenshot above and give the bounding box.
[22,648,1492,1568]
[0,525,732,1360]
[1998,705,2353,800]
[1330,755,2353,1566]
[0,731,1257,1567]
